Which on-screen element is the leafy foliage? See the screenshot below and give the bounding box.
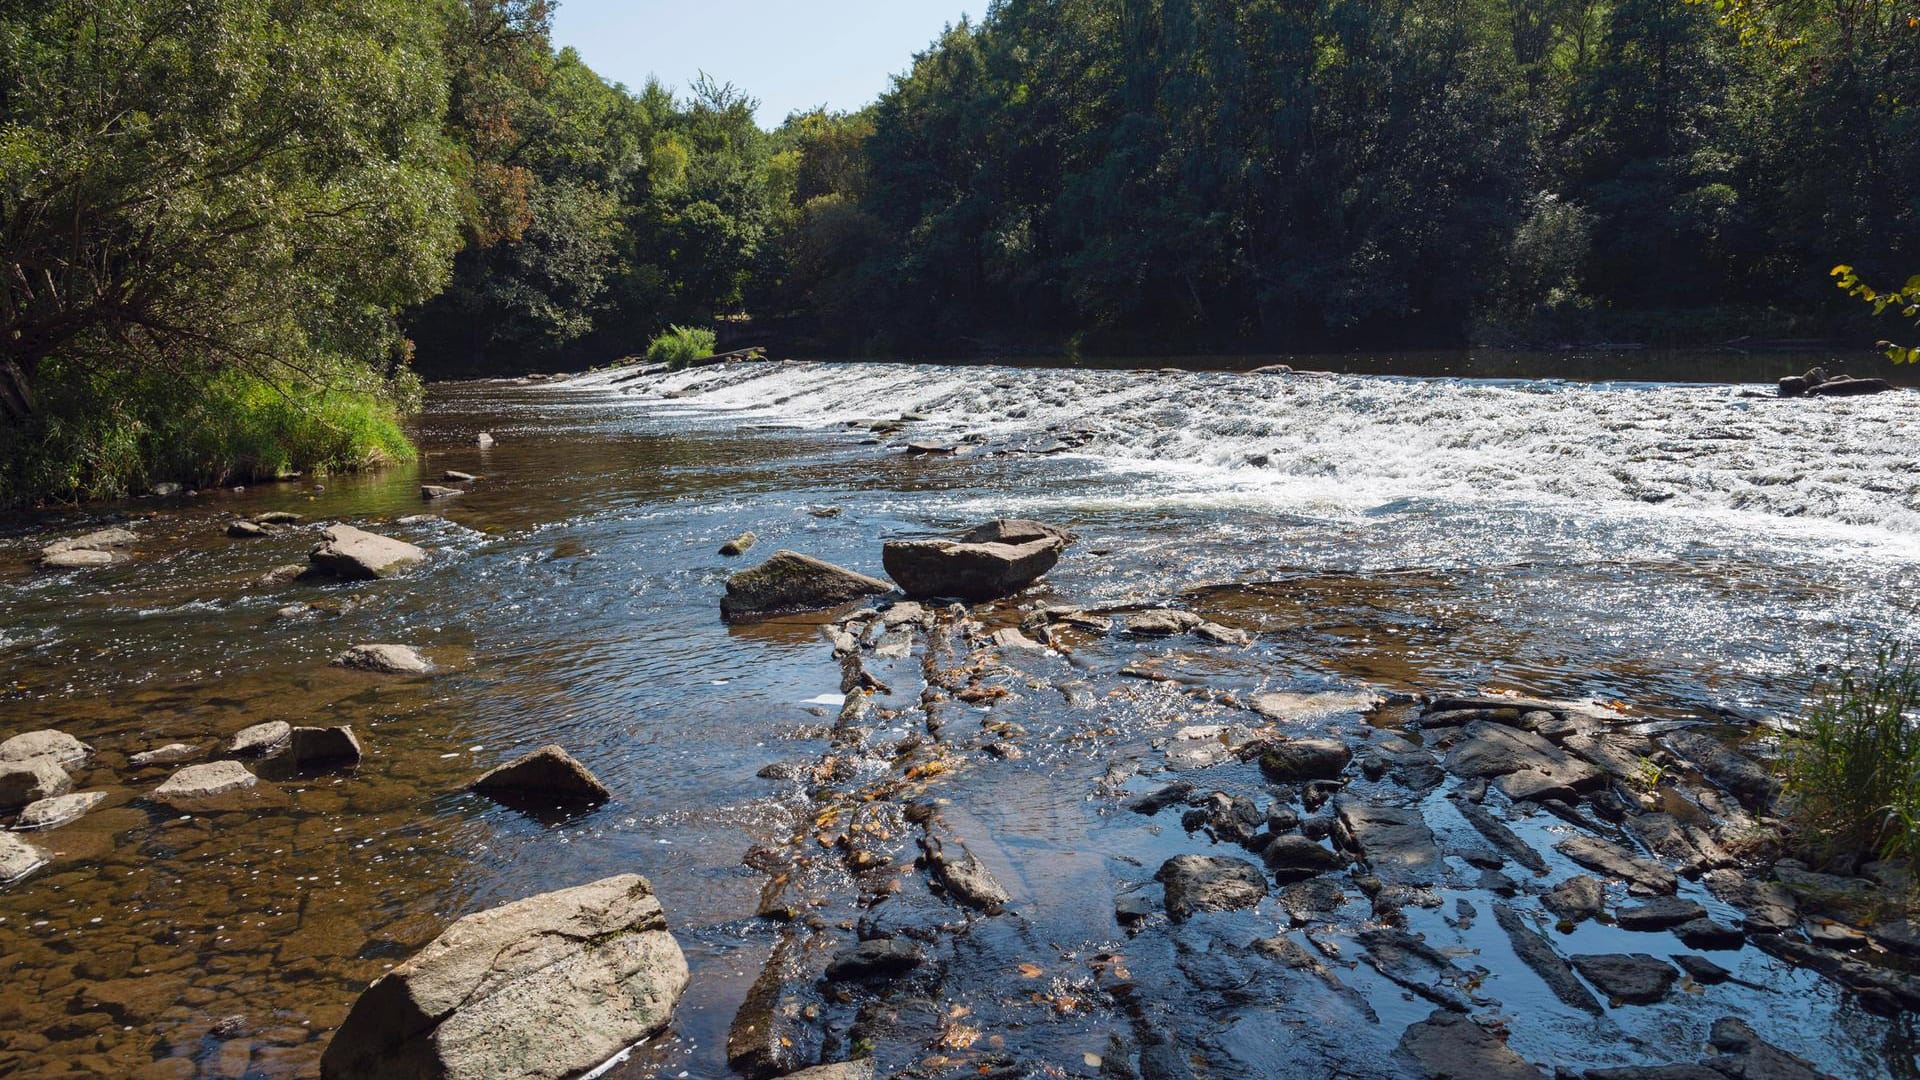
[645,326,718,369]
[1832,267,1920,364]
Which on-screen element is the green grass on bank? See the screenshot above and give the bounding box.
[1781,645,1920,869]
[645,325,717,370]
[1,363,416,509]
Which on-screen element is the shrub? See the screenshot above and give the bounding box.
[645,325,717,369]
[1780,644,1920,867]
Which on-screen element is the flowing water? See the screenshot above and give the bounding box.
[1,352,1917,1079]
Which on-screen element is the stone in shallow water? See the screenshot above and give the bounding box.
[1255,737,1352,782]
[14,790,108,831]
[0,832,49,884]
[1334,797,1443,886]
[332,644,432,675]
[288,726,363,768]
[420,485,463,500]
[1396,1008,1543,1080]
[471,745,610,804]
[0,759,71,810]
[229,722,292,757]
[150,761,257,806]
[1491,902,1602,1015]
[0,729,91,767]
[720,551,892,620]
[824,938,922,981]
[1543,875,1606,922]
[1258,834,1346,882]
[1571,953,1678,1005]
[129,743,200,767]
[1555,835,1677,895]
[1156,854,1267,920]
[921,831,1011,913]
[319,874,687,1080]
[307,524,426,581]
[881,535,1064,601]
[1125,609,1202,636]
[1614,897,1707,931]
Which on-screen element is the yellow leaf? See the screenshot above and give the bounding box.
[1017,962,1044,978]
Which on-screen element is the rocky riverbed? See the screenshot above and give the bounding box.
[0,357,1916,1079]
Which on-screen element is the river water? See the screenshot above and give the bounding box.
[0,353,1916,1079]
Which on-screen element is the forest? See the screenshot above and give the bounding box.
[2,0,1916,506]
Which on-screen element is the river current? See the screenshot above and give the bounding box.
[0,354,1915,1079]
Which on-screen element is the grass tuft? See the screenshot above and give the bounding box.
[1780,643,1920,867]
[645,325,717,370]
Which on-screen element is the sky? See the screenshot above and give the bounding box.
[550,0,985,126]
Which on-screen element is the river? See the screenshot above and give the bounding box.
[0,352,1915,1079]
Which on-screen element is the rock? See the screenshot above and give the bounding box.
[318,874,687,1080]
[307,525,426,581]
[1115,892,1155,924]
[824,939,923,981]
[720,531,758,557]
[1673,954,1731,984]
[1443,721,1603,801]
[227,520,271,538]
[954,519,1072,546]
[1156,854,1267,920]
[420,485,464,500]
[471,746,611,805]
[0,832,49,884]
[1357,929,1478,1010]
[1807,375,1892,397]
[39,547,118,568]
[1334,798,1444,886]
[1662,731,1778,809]
[150,761,257,806]
[881,536,1064,601]
[332,644,432,675]
[129,743,200,767]
[0,758,71,809]
[1614,897,1706,930]
[1570,953,1677,1005]
[1703,869,1798,933]
[989,627,1046,651]
[1279,878,1346,924]
[1125,782,1194,815]
[1453,797,1548,874]
[1492,903,1603,1014]
[920,831,1011,912]
[288,726,363,768]
[1254,737,1352,782]
[1257,834,1346,881]
[253,511,303,525]
[475,432,495,447]
[442,471,477,483]
[1543,876,1606,922]
[1555,835,1677,894]
[1398,1010,1544,1079]
[1673,918,1744,950]
[0,729,90,767]
[229,722,293,757]
[1252,689,1379,723]
[720,551,893,620]
[1126,610,1203,636]
[1194,621,1252,646]
[262,562,307,585]
[151,481,184,496]
[777,1062,876,1080]
[39,527,137,568]
[14,790,107,830]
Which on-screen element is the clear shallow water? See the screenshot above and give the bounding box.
[0,353,1915,1079]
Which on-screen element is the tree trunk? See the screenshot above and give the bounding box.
[0,358,35,425]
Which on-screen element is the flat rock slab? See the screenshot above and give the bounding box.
[1357,929,1479,1011]
[472,746,610,805]
[151,761,257,806]
[1453,797,1548,874]
[1543,875,1606,922]
[1156,854,1267,920]
[1334,798,1444,886]
[921,831,1011,913]
[776,1064,876,1080]
[40,548,117,569]
[0,759,72,810]
[332,644,432,675]
[825,939,923,981]
[1444,721,1604,801]
[129,743,200,767]
[1615,897,1707,931]
[1663,730,1779,809]
[420,485,463,500]
[230,721,293,756]
[1126,610,1203,636]
[1571,953,1678,1005]
[1398,1009,1544,1079]
[1254,737,1353,782]
[14,790,108,831]
[1252,690,1378,723]
[1258,834,1346,881]
[1556,835,1677,895]
[39,528,135,568]
[881,536,1063,601]
[1492,903,1602,1014]
[0,729,91,766]
[0,832,49,883]
[319,874,688,1080]
[307,525,427,581]
[954,519,1071,546]
[720,551,893,620]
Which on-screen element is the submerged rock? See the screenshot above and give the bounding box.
[1156,854,1268,920]
[319,874,688,1080]
[0,729,90,767]
[471,745,611,805]
[0,832,49,884]
[150,761,257,806]
[307,525,426,581]
[1571,953,1678,1005]
[720,551,893,620]
[1397,1009,1543,1080]
[824,939,923,981]
[720,531,758,557]
[1543,875,1606,922]
[1492,903,1603,1014]
[332,644,432,675]
[1333,798,1443,886]
[14,790,108,831]
[420,485,464,500]
[882,535,1064,601]
[0,759,72,810]
[1556,835,1678,895]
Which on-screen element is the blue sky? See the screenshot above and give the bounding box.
[551,1,984,126]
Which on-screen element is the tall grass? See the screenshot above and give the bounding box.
[645,325,717,369]
[1781,644,1920,866]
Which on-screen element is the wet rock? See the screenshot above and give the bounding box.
[261,562,307,585]
[1418,706,1527,729]
[1771,865,1880,923]
[721,551,893,620]
[1443,721,1603,802]
[882,535,1064,601]
[1570,953,1677,1005]
[989,627,1046,651]
[288,726,363,768]
[0,729,90,768]
[1397,1010,1544,1079]
[1125,781,1194,815]
[332,644,432,675]
[421,484,464,501]
[1584,1067,1727,1080]
[229,722,292,757]
[1253,737,1352,782]
[1155,854,1268,920]
[776,1064,875,1080]
[1703,869,1798,933]
[38,527,137,568]
[1807,375,1892,397]
[1561,732,1655,785]
[150,761,257,806]
[720,531,758,557]
[307,525,426,581]
[1187,791,1264,846]
[1869,918,1920,958]
[1334,798,1443,886]
[1194,622,1252,646]
[1116,891,1155,925]
[254,511,303,525]
[0,758,71,809]
[471,746,611,805]
[824,939,923,981]
[1453,797,1548,874]
[920,831,1011,912]
[319,874,687,1080]
[39,547,117,569]
[1614,897,1707,931]
[1625,812,1727,875]
[955,519,1072,546]
[1251,689,1379,724]
[1279,878,1346,924]
[1753,932,1920,1015]
[1543,876,1606,922]
[227,520,271,538]
[129,743,200,767]
[1555,835,1677,894]
[1673,954,1731,984]
[0,832,49,884]
[1257,834,1345,882]
[476,432,495,447]
[1357,928,1480,1009]
[1492,903,1603,1014]
[442,471,477,483]
[1673,918,1744,950]
[1663,731,1778,809]
[1126,610,1203,636]
[14,790,108,830]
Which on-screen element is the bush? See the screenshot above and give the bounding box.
[645,325,717,369]
[1781,644,1920,867]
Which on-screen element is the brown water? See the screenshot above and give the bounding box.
[1,352,1917,1079]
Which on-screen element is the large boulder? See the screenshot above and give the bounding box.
[307,525,427,581]
[0,758,72,810]
[719,551,892,621]
[0,729,91,767]
[320,875,687,1080]
[883,535,1064,602]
